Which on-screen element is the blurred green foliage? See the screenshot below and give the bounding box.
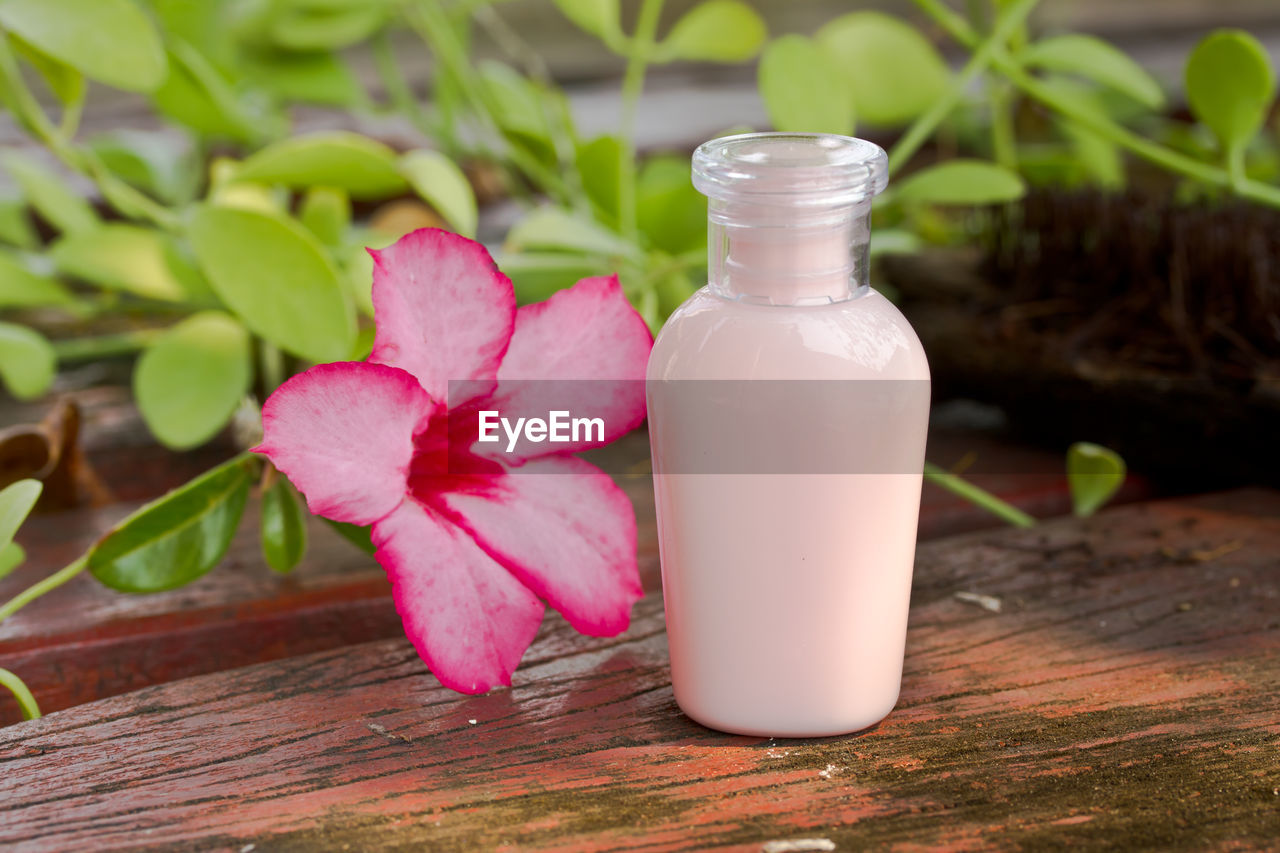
[0,0,1274,610]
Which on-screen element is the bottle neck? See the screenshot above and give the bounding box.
[707,199,871,306]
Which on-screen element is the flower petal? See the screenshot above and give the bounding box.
[369,228,515,400]
[488,275,651,457]
[255,362,431,525]
[372,500,545,694]
[440,456,642,636]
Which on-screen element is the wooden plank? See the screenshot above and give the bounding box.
[2,490,1274,850]
[0,427,1148,722]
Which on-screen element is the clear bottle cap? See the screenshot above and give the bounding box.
[691,133,889,305]
[692,133,888,210]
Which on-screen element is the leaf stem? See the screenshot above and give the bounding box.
[924,462,1036,528]
[909,0,1280,208]
[0,668,40,720]
[618,0,665,240]
[0,556,87,624]
[408,1,572,203]
[51,329,165,363]
[0,34,179,230]
[258,339,285,396]
[888,0,1039,173]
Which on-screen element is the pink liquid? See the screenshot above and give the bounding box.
[647,286,930,737]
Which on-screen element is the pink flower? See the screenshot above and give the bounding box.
[254,229,652,693]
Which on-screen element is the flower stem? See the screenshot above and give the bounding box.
[618,0,665,240]
[888,0,1039,173]
[0,556,87,624]
[0,668,40,721]
[924,462,1037,528]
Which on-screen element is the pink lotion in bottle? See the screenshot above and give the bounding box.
[646,133,931,737]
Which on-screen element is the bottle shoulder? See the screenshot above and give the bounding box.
[648,286,930,380]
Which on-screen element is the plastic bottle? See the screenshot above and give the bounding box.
[646,133,931,737]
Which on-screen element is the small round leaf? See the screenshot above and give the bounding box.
[400,150,478,238]
[893,160,1026,206]
[657,0,767,64]
[1022,35,1165,109]
[0,478,41,551]
[1067,442,1126,517]
[261,476,307,573]
[0,250,75,308]
[89,456,253,592]
[759,34,854,135]
[816,12,950,127]
[1185,29,1276,153]
[188,205,355,363]
[50,224,198,301]
[0,0,166,92]
[0,321,55,400]
[551,0,621,46]
[233,132,407,199]
[134,312,252,450]
[1,152,98,235]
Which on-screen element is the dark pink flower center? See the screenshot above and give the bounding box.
[407,401,505,505]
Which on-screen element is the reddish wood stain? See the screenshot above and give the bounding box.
[1,490,1275,850]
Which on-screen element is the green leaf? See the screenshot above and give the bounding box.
[241,49,362,106]
[0,250,75,308]
[506,207,640,260]
[323,518,375,556]
[0,541,24,580]
[152,40,266,143]
[1067,442,1126,517]
[758,34,854,135]
[1,152,98,235]
[0,478,41,550]
[0,321,54,400]
[269,4,388,51]
[88,455,254,592]
[496,251,610,305]
[893,160,1026,206]
[478,62,554,156]
[399,149,477,237]
[233,132,407,199]
[1185,29,1276,154]
[261,476,307,573]
[188,205,355,363]
[1022,34,1164,110]
[134,312,252,450]
[576,135,622,226]
[89,131,201,206]
[655,267,697,316]
[10,33,85,106]
[816,12,950,127]
[656,0,766,64]
[551,0,621,47]
[299,186,350,246]
[0,198,38,249]
[50,224,198,301]
[0,0,166,92]
[869,228,923,257]
[636,156,706,255]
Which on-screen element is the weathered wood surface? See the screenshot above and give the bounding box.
[2,489,1274,851]
[0,427,1150,723]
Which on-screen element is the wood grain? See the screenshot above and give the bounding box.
[0,427,1145,723]
[2,490,1274,851]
